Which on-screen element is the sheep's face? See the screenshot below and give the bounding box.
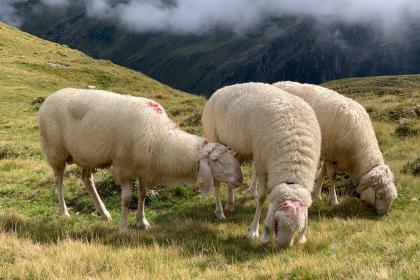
[206,143,243,187]
[261,201,308,248]
[197,143,243,196]
[357,164,397,215]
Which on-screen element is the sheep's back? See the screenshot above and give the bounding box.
[39,88,172,169]
[274,82,383,179]
[204,83,321,188]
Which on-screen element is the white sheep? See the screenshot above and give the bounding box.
[202,83,321,247]
[39,88,243,232]
[273,81,397,214]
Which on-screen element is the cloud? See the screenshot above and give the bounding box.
[83,0,420,34]
[41,0,68,7]
[0,0,24,26]
[2,0,420,35]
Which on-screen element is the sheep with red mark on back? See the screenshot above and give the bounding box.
[39,88,243,232]
[202,82,321,248]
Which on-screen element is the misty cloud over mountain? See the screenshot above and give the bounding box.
[2,0,420,34]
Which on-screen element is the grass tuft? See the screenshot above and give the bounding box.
[401,157,420,176]
[394,120,419,137]
[0,144,42,160]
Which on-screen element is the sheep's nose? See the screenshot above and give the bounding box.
[236,166,243,181]
[231,175,243,188]
[236,176,243,184]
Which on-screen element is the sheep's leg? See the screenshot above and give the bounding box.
[118,181,133,232]
[136,181,150,230]
[249,162,258,199]
[81,168,112,221]
[248,173,267,240]
[326,162,339,205]
[313,162,326,200]
[53,164,69,217]
[214,181,225,220]
[224,185,235,213]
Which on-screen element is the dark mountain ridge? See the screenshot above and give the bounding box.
[10,1,420,96]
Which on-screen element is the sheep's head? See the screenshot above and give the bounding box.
[197,142,243,196]
[260,184,311,248]
[357,164,397,215]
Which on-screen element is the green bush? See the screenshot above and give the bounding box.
[388,105,420,121]
[395,120,419,137]
[0,144,42,160]
[0,145,19,160]
[401,157,420,176]
[31,96,45,111]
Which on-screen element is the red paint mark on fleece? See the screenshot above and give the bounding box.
[278,200,305,214]
[147,101,163,114]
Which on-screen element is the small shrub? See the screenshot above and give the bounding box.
[169,107,194,117]
[365,106,387,122]
[154,94,166,99]
[65,167,81,177]
[388,105,420,121]
[169,108,181,116]
[0,144,42,160]
[31,96,45,111]
[95,171,120,198]
[180,113,201,127]
[322,172,356,196]
[394,120,419,137]
[0,145,19,160]
[401,157,420,176]
[180,99,195,106]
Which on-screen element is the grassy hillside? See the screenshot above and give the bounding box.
[0,22,419,279]
[17,2,420,96]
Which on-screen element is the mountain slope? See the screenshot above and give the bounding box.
[0,22,205,144]
[14,2,420,95]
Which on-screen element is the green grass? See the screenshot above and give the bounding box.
[0,23,419,279]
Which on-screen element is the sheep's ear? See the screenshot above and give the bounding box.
[356,180,370,194]
[197,159,214,197]
[360,187,375,206]
[261,204,276,244]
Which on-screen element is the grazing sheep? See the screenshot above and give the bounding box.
[273,81,397,214]
[202,83,321,247]
[39,88,243,232]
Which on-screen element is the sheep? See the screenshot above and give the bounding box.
[202,83,321,247]
[273,81,397,214]
[39,88,243,232]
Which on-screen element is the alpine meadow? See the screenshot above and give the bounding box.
[0,22,419,279]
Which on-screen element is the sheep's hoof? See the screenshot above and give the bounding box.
[118,224,128,233]
[248,228,259,240]
[298,234,307,245]
[224,204,234,213]
[248,188,258,199]
[59,211,70,218]
[102,212,112,222]
[137,219,151,230]
[329,198,339,206]
[214,210,225,220]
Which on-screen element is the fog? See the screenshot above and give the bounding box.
[1,0,420,34]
